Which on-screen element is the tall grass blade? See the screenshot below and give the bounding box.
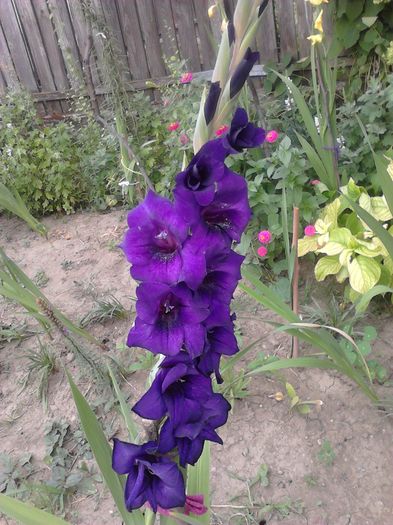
[107,365,139,442]
[0,182,47,237]
[66,371,143,525]
[248,356,336,375]
[0,493,70,525]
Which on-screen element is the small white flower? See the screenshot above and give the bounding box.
[6,147,12,156]
[6,123,12,129]
[119,180,130,187]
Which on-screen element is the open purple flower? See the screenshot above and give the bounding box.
[127,283,209,357]
[132,354,231,466]
[223,107,265,153]
[175,167,251,243]
[196,319,239,383]
[112,439,185,511]
[122,191,206,287]
[175,140,227,206]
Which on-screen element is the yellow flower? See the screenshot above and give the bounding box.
[307,34,323,45]
[307,0,329,5]
[208,4,216,18]
[314,10,323,32]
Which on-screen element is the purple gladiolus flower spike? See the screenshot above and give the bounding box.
[112,439,186,511]
[127,283,209,357]
[122,191,206,288]
[223,107,266,153]
[133,354,231,466]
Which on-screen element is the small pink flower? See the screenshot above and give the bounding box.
[167,121,180,132]
[257,245,268,258]
[266,130,279,143]
[180,72,193,84]
[215,125,229,137]
[258,230,272,244]
[163,97,171,107]
[310,179,320,185]
[304,224,316,237]
[179,133,190,145]
[185,494,208,516]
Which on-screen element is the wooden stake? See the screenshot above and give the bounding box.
[291,206,300,358]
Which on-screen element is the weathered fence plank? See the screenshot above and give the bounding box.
[0,21,19,90]
[135,0,166,77]
[0,0,314,108]
[117,0,150,79]
[275,0,297,59]
[171,0,201,71]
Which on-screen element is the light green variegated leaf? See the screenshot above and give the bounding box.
[319,228,353,256]
[354,240,382,258]
[315,256,342,281]
[315,218,331,235]
[341,178,362,200]
[339,249,353,267]
[370,197,393,221]
[348,255,381,294]
[383,256,393,274]
[321,197,342,228]
[359,193,393,221]
[298,236,319,256]
[336,266,349,283]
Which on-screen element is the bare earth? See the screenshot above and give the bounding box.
[0,210,392,525]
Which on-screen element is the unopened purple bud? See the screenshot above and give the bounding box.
[204,81,221,125]
[230,48,259,99]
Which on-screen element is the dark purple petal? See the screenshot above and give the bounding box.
[150,460,186,510]
[125,463,150,510]
[230,49,259,99]
[127,318,184,355]
[228,20,235,45]
[112,439,144,475]
[223,107,266,153]
[183,324,207,358]
[161,363,189,391]
[178,437,205,466]
[132,375,167,420]
[157,419,177,454]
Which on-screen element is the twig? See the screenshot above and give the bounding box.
[291,206,300,358]
[95,115,154,191]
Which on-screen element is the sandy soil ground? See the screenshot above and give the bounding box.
[1,210,392,525]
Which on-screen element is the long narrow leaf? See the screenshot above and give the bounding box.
[248,356,336,375]
[66,372,143,525]
[0,182,47,237]
[355,285,393,313]
[108,365,139,442]
[0,494,70,525]
[186,443,210,525]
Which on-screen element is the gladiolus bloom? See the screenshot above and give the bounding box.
[257,245,268,257]
[167,121,180,131]
[307,34,323,45]
[304,225,317,236]
[314,11,323,32]
[223,108,265,153]
[215,125,229,137]
[180,72,193,84]
[258,230,272,244]
[266,130,279,143]
[112,440,185,511]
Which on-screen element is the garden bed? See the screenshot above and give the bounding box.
[1,210,393,525]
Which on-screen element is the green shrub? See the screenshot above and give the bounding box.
[0,91,119,215]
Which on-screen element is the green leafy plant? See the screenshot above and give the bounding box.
[298,178,393,303]
[79,295,128,327]
[22,342,57,409]
[317,439,336,467]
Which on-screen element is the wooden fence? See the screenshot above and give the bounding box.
[0,0,313,114]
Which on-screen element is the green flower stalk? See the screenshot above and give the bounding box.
[193,0,270,152]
